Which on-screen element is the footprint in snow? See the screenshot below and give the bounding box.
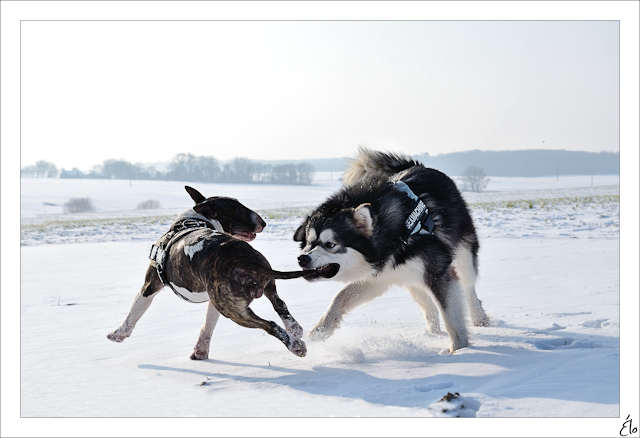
[549,312,592,317]
[427,392,481,417]
[414,382,453,393]
[580,319,609,329]
[532,337,598,350]
[532,338,574,350]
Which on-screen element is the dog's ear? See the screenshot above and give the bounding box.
[352,203,374,237]
[185,186,207,205]
[193,201,216,218]
[293,221,307,242]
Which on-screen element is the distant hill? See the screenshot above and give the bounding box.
[261,149,619,176]
[412,149,619,177]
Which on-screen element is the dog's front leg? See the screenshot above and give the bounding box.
[190,300,221,360]
[430,273,469,353]
[107,265,163,343]
[107,291,156,342]
[263,282,303,339]
[309,280,389,341]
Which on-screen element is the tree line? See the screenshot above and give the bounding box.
[21,153,316,185]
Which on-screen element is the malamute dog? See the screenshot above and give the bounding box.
[294,148,490,353]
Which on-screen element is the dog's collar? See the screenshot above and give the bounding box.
[392,180,436,244]
[171,218,214,233]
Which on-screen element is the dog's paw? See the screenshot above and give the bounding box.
[289,339,307,357]
[190,343,210,360]
[284,320,303,339]
[190,350,209,360]
[448,342,469,354]
[473,316,491,327]
[447,332,469,354]
[106,330,127,343]
[308,326,332,342]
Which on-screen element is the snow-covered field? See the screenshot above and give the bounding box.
[9,173,635,436]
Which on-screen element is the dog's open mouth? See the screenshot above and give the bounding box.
[233,231,257,242]
[304,263,340,280]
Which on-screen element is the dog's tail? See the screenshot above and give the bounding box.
[342,146,420,186]
[269,269,317,280]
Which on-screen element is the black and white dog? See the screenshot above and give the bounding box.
[294,148,490,353]
[108,186,324,359]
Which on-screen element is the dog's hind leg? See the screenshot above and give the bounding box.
[222,305,307,357]
[309,280,389,341]
[263,281,303,339]
[451,246,490,327]
[464,285,490,327]
[190,300,221,360]
[429,271,469,353]
[408,286,442,334]
[107,265,164,343]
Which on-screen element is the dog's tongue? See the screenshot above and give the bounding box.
[255,288,263,299]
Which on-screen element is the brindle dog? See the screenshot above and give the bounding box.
[107,186,327,359]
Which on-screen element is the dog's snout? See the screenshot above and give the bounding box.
[298,254,311,268]
[253,213,266,233]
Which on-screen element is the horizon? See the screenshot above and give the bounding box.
[22,148,621,178]
[23,147,621,172]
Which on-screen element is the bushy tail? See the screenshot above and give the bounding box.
[342,146,419,186]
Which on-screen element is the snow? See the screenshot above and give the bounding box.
[19,172,344,219]
[7,174,637,437]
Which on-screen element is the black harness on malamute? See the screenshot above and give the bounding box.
[392,180,436,244]
[148,218,218,303]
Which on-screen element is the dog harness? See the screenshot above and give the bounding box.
[149,219,216,303]
[392,180,436,244]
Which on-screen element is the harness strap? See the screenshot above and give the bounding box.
[392,180,436,244]
[149,219,214,303]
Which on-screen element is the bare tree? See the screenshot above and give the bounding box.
[197,155,220,182]
[167,153,196,181]
[21,160,58,178]
[296,162,315,185]
[231,157,254,183]
[101,159,131,179]
[461,166,490,192]
[167,153,219,182]
[270,164,296,184]
[254,163,272,183]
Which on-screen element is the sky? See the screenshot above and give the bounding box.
[12,9,625,172]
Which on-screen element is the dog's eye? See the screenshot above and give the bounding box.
[324,241,336,249]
